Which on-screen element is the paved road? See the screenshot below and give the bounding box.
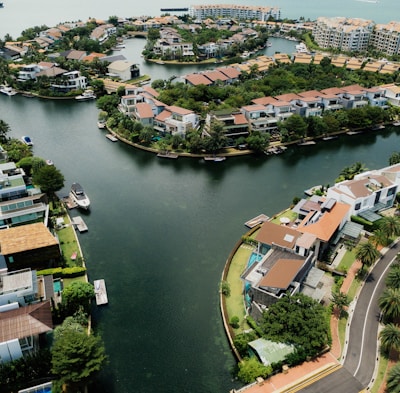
[344,241,398,386]
[298,242,398,392]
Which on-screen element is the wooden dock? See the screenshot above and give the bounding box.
[94,279,108,305]
[72,216,88,232]
[157,152,178,159]
[106,134,118,142]
[245,214,269,228]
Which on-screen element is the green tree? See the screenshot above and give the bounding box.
[370,228,391,248]
[237,357,272,384]
[386,362,400,393]
[32,164,64,200]
[0,119,10,142]
[389,152,400,166]
[355,241,380,270]
[386,265,400,289]
[330,291,350,318]
[51,329,107,391]
[379,288,400,323]
[204,119,227,153]
[61,281,95,316]
[259,293,330,358]
[3,138,33,162]
[379,323,400,356]
[380,216,400,239]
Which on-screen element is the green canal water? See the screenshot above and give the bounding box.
[1,95,400,392]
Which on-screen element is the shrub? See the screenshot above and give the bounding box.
[220,280,231,297]
[230,316,240,328]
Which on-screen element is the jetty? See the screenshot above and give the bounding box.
[94,279,108,305]
[245,214,269,228]
[106,134,118,142]
[72,216,88,232]
[157,151,178,159]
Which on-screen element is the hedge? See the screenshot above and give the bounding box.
[36,266,86,278]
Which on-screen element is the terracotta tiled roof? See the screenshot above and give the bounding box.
[166,105,193,115]
[275,93,301,101]
[142,85,160,98]
[136,102,154,119]
[233,113,247,125]
[252,96,279,106]
[255,221,301,249]
[202,70,229,82]
[217,66,241,79]
[297,201,350,242]
[155,110,172,122]
[259,259,305,290]
[0,301,53,342]
[0,223,58,255]
[184,73,213,86]
[242,104,266,112]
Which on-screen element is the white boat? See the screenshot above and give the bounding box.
[75,89,96,101]
[97,121,106,129]
[295,42,308,53]
[0,85,17,96]
[70,183,90,210]
[21,136,33,146]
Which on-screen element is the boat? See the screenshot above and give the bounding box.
[297,140,316,146]
[393,121,400,126]
[97,121,106,129]
[346,130,363,135]
[21,136,33,146]
[46,159,54,165]
[157,151,178,159]
[295,42,308,53]
[204,156,226,162]
[322,135,338,141]
[70,183,90,210]
[75,89,96,101]
[0,85,17,96]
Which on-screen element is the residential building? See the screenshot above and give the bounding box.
[0,222,61,272]
[107,60,140,81]
[205,110,249,140]
[90,23,117,43]
[380,83,400,107]
[190,4,280,22]
[313,17,374,52]
[370,21,400,56]
[50,70,88,93]
[0,301,53,364]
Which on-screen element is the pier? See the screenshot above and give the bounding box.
[94,279,108,305]
[72,216,88,232]
[244,214,269,228]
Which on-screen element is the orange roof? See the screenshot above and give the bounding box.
[233,113,247,125]
[259,259,305,290]
[255,221,301,249]
[202,70,229,82]
[143,85,159,98]
[155,110,172,122]
[167,105,193,115]
[275,93,300,101]
[218,66,241,79]
[185,73,212,86]
[135,102,154,119]
[297,201,350,242]
[252,96,279,106]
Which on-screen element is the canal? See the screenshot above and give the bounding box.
[1,93,399,392]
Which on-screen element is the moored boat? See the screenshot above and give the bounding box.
[75,89,96,101]
[21,136,33,146]
[70,183,90,210]
[0,85,17,96]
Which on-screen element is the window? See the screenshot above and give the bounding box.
[355,202,361,211]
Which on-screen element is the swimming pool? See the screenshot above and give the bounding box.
[53,279,62,293]
[247,252,263,268]
[18,382,52,393]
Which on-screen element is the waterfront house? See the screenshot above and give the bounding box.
[0,301,52,364]
[205,110,249,140]
[107,60,140,81]
[241,104,278,134]
[326,172,397,220]
[90,24,116,44]
[363,86,388,108]
[50,70,88,93]
[184,73,213,87]
[339,84,369,109]
[0,162,28,202]
[0,268,54,306]
[159,106,199,137]
[0,223,61,272]
[134,102,154,126]
[379,83,400,107]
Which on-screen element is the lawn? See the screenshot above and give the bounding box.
[56,215,82,267]
[225,244,252,333]
[270,209,298,225]
[337,249,356,272]
[370,356,389,393]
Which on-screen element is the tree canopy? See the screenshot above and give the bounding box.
[32,164,65,197]
[258,293,330,358]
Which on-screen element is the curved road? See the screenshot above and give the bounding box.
[299,242,398,393]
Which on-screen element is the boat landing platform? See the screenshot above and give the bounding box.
[94,279,108,305]
[72,216,88,232]
[245,214,269,228]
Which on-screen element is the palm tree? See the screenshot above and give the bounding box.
[386,362,400,393]
[355,241,380,270]
[380,216,400,239]
[386,265,400,289]
[370,228,390,248]
[379,288,400,323]
[330,291,350,318]
[379,323,400,356]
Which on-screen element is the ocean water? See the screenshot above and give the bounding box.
[0,0,398,38]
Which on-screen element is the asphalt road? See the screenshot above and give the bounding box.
[298,241,398,392]
[344,241,398,386]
